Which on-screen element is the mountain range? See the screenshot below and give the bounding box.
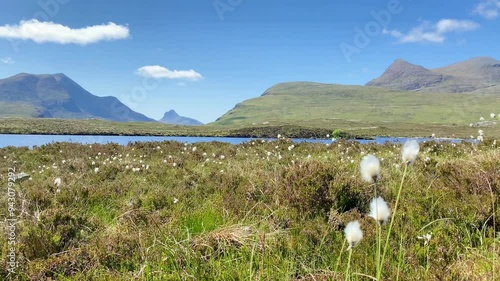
[0,73,204,125]
[0,73,154,122]
[1,56,499,126]
[215,57,499,126]
[366,56,500,93]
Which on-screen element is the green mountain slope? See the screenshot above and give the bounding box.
[214,82,498,126]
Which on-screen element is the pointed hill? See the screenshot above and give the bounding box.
[367,57,500,93]
[365,59,447,91]
[158,110,203,125]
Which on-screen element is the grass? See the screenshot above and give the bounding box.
[1,116,499,139]
[0,103,40,118]
[215,82,500,136]
[0,136,498,280]
[0,118,334,139]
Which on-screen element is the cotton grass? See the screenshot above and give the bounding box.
[345,220,363,251]
[360,154,380,183]
[369,197,390,223]
[54,177,62,187]
[402,140,419,164]
[344,220,363,281]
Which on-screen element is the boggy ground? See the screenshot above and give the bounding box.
[1,117,500,139]
[0,138,498,280]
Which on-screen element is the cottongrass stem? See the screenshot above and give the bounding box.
[334,239,346,275]
[369,196,390,279]
[378,163,408,280]
[345,247,354,281]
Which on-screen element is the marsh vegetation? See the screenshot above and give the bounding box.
[0,137,498,280]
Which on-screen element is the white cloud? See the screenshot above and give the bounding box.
[474,0,500,19]
[383,19,480,44]
[136,65,204,81]
[382,29,402,38]
[435,19,479,33]
[1,57,14,64]
[0,19,129,45]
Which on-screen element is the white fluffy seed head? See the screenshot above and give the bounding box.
[402,140,420,164]
[360,154,380,183]
[54,177,62,187]
[344,220,363,250]
[368,197,391,223]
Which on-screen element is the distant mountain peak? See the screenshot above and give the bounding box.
[163,109,178,116]
[386,59,427,72]
[392,58,411,64]
[159,110,203,126]
[0,73,156,122]
[466,56,498,64]
[367,56,500,92]
[432,56,500,85]
[436,56,500,70]
[366,59,446,91]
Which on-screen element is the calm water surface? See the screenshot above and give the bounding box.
[0,134,465,148]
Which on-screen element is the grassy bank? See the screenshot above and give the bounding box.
[0,138,498,280]
[1,117,499,139]
[0,118,333,139]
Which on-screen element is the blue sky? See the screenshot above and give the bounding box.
[0,0,499,123]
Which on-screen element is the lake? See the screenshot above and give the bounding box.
[0,134,467,148]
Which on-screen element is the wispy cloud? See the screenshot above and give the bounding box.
[474,0,500,19]
[0,19,129,45]
[136,65,204,81]
[383,19,480,43]
[1,57,14,64]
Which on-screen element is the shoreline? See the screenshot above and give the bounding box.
[0,117,498,139]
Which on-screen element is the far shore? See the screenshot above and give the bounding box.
[0,117,498,139]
